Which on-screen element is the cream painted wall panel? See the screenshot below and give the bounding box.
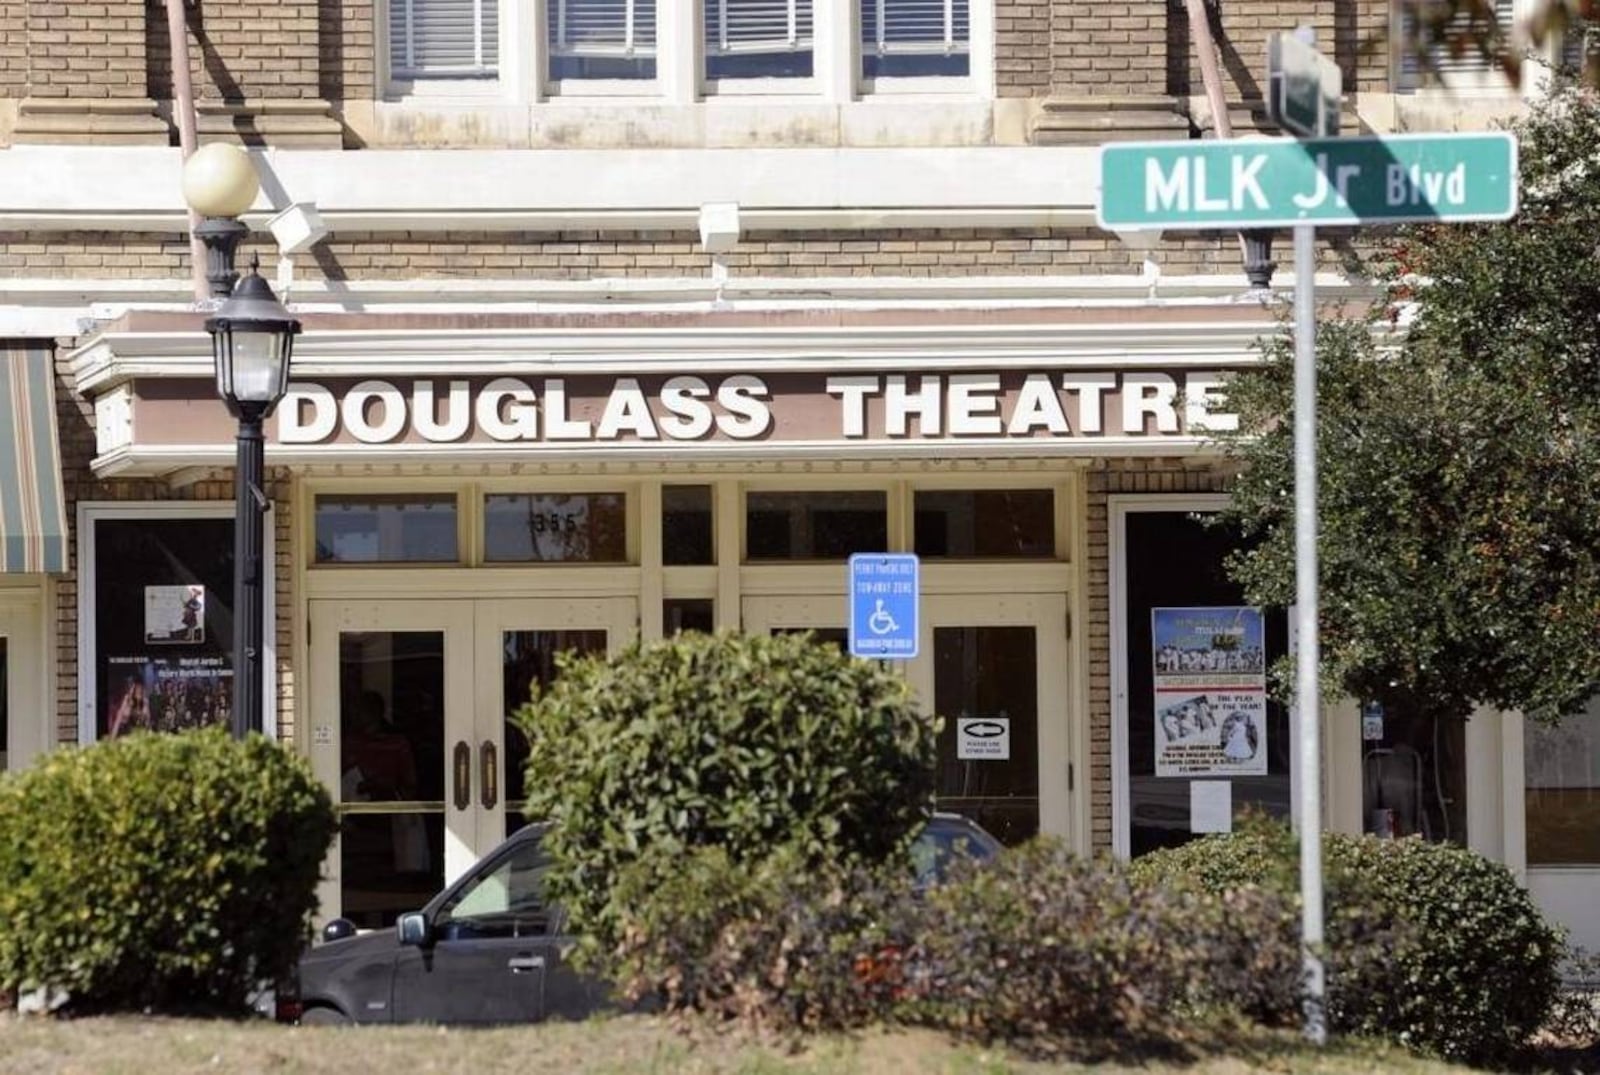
[1527,871,1600,955]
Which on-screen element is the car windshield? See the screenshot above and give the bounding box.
[910,817,1002,886]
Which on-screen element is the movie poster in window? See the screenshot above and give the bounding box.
[104,655,232,737]
[144,585,206,644]
[1152,607,1267,777]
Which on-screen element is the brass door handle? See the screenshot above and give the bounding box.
[480,740,498,810]
[452,741,471,811]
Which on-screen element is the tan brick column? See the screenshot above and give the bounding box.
[11,0,169,144]
[174,0,343,146]
[1029,1,1188,145]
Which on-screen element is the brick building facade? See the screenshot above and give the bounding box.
[3,0,1594,953]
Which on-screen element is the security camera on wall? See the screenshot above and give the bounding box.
[267,202,328,256]
[699,202,741,254]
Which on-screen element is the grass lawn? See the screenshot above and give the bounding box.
[0,1013,1502,1075]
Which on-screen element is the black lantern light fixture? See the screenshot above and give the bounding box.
[182,143,303,739]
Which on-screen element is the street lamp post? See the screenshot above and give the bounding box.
[182,144,303,738]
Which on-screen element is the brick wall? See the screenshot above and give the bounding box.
[1083,456,1232,853]
[1,0,24,98]
[1050,2,1168,97]
[22,0,148,99]
[51,351,295,748]
[0,228,1364,282]
[144,0,321,102]
[320,0,375,105]
[1168,0,1393,104]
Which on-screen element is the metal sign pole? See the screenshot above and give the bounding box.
[1292,220,1327,1044]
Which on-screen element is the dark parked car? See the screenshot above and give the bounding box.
[279,813,1000,1025]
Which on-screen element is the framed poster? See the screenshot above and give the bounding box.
[1152,606,1268,777]
[144,585,206,644]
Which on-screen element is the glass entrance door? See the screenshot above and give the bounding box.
[309,598,634,927]
[909,594,1069,846]
[475,598,636,841]
[742,592,1069,844]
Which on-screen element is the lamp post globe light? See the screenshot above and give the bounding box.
[181,143,303,739]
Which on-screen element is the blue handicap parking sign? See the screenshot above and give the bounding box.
[848,553,919,659]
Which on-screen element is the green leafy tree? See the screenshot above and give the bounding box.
[1221,91,1600,727]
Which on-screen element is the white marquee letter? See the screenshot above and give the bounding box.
[660,376,714,439]
[884,375,941,437]
[597,378,660,440]
[1008,373,1070,435]
[1184,372,1239,432]
[278,383,337,443]
[477,378,538,441]
[825,375,879,438]
[1122,372,1180,434]
[342,380,407,444]
[1062,374,1115,434]
[947,374,1003,435]
[715,375,772,439]
[413,380,471,442]
[543,379,592,440]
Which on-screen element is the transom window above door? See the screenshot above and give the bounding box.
[384,0,982,93]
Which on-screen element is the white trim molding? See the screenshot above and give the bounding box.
[0,144,1096,234]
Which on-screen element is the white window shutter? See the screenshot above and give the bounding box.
[552,0,657,56]
[390,0,499,77]
[705,0,814,55]
[863,0,968,55]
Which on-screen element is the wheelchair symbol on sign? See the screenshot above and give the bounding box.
[867,600,899,636]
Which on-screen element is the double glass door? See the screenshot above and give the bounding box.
[309,597,635,927]
[742,592,1069,844]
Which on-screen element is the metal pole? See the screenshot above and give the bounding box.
[232,413,266,739]
[1293,221,1326,1044]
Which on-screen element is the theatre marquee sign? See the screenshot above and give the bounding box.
[280,370,1238,442]
[101,368,1244,469]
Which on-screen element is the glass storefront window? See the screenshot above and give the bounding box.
[315,494,458,564]
[484,493,627,563]
[663,598,714,634]
[663,485,714,565]
[1361,711,1466,844]
[914,489,1054,558]
[746,490,887,561]
[1122,511,1290,857]
[94,516,236,739]
[1525,700,1600,865]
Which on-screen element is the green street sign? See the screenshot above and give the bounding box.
[1097,133,1518,230]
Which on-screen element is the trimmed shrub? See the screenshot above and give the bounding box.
[0,729,337,1014]
[516,629,938,959]
[1132,821,1565,1063]
[607,843,915,1031]
[907,839,1261,1045]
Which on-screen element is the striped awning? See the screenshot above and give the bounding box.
[0,346,68,573]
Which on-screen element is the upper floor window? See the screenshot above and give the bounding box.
[705,0,815,80]
[862,0,968,78]
[390,0,500,78]
[1397,0,1512,90]
[549,0,658,80]
[386,0,983,92]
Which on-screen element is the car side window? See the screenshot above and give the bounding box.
[435,842,555,939]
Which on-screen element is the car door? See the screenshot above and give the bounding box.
[391,838,559,1024]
